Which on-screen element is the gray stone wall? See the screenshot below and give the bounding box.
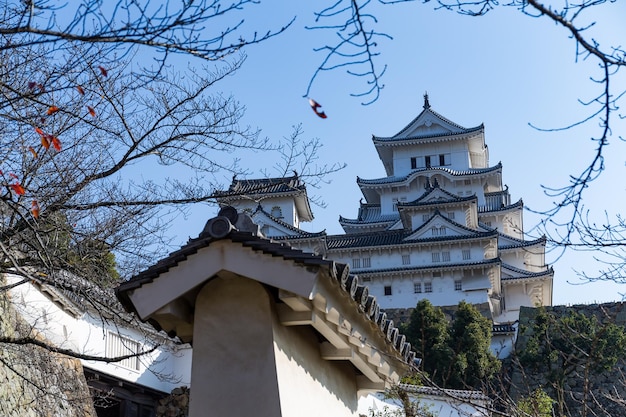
[0,286,96,417]
[510,303,626,417]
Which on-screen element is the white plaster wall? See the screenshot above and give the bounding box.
[273,316,359,417]
[361,392,491,417]
[491,332,516,359]
[6,274,191,393]
[365,277,488,310]
[391,142,470,177]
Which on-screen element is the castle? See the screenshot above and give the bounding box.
[215,95,554,327]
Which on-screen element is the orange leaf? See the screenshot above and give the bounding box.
[98,66,108,77]
[76,85,85,95]
[10,183,25,196]
[51,137,61,151]
[87,106,96,117]
[47,106,60,115]
[31,200,40,219]
[28,146,38,158]
[35,127,44,136]
[40,135,50,149]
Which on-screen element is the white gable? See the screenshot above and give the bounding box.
[393,109,467,140]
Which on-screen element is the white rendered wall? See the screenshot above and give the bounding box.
[6,274,191,393]
[273,315,359,417]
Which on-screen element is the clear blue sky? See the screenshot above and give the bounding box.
[167,1,626,305]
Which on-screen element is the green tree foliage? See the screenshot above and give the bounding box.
[447,301,501,389]
[404,300,500,389]
[516,389,553,417]
[517,307,626,416]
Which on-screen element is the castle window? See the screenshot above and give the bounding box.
[402,254,411,265]
[431,252,441,263]
[442,251,450,262]
[447,211,455,220]
[425,155,431,168]
[352,258,361,269]
[464,179,471,186]
[362,257,371,268]
[384,285,392,296]
[414,282,422,293]
[422,214,430,222]
[439,226,447,235]
[270,206,283,219]
[462,249,471,260]
[411,157,417,169]
[424,282,433,293]
[431,227,438,236]
[107,332,140,371]
[454,280,462,291]
[439,154,451,166]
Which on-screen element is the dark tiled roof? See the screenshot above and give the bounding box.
[498,235,546,250]
[253,205,325,238]
[357,163,502,186]
[339,203,400,226]
[478,198,523,213]
[327,222,497,250]
[116,213,416,366]
[373,124,484,143]
[398,383,491,401]
[501,263,554,281]
[411,209,499,238]
[215,174,306,197]
[398,186,477,208]
[493,322,517,334]
[353,258,502,275]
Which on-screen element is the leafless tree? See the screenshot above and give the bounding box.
[308,0,626,283]
[0,2,341,414]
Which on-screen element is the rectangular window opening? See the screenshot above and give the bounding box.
[425,282,433,293]
[402,254,411,265]
[414,283,422,293]
[384,286,392,296]
[454,280,462,291]
[107,332,141,371]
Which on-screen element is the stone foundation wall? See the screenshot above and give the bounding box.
[0,285,96,417]
[510,303,626,417]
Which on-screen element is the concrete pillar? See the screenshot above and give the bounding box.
[188,275,281,417]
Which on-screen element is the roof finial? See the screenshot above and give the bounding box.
[423,92,430,109]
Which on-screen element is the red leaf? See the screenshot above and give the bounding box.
[31,200,40,219]
[10,183,25,196]
[51,136,61,151]
[28,147,38,158]
[87,106,96,117]
[47,106,60,115]
[98,66,108,77]
[76,85,85,95]
[8,173,18,180]
[35,127,44,136]
[308,98,327,119]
